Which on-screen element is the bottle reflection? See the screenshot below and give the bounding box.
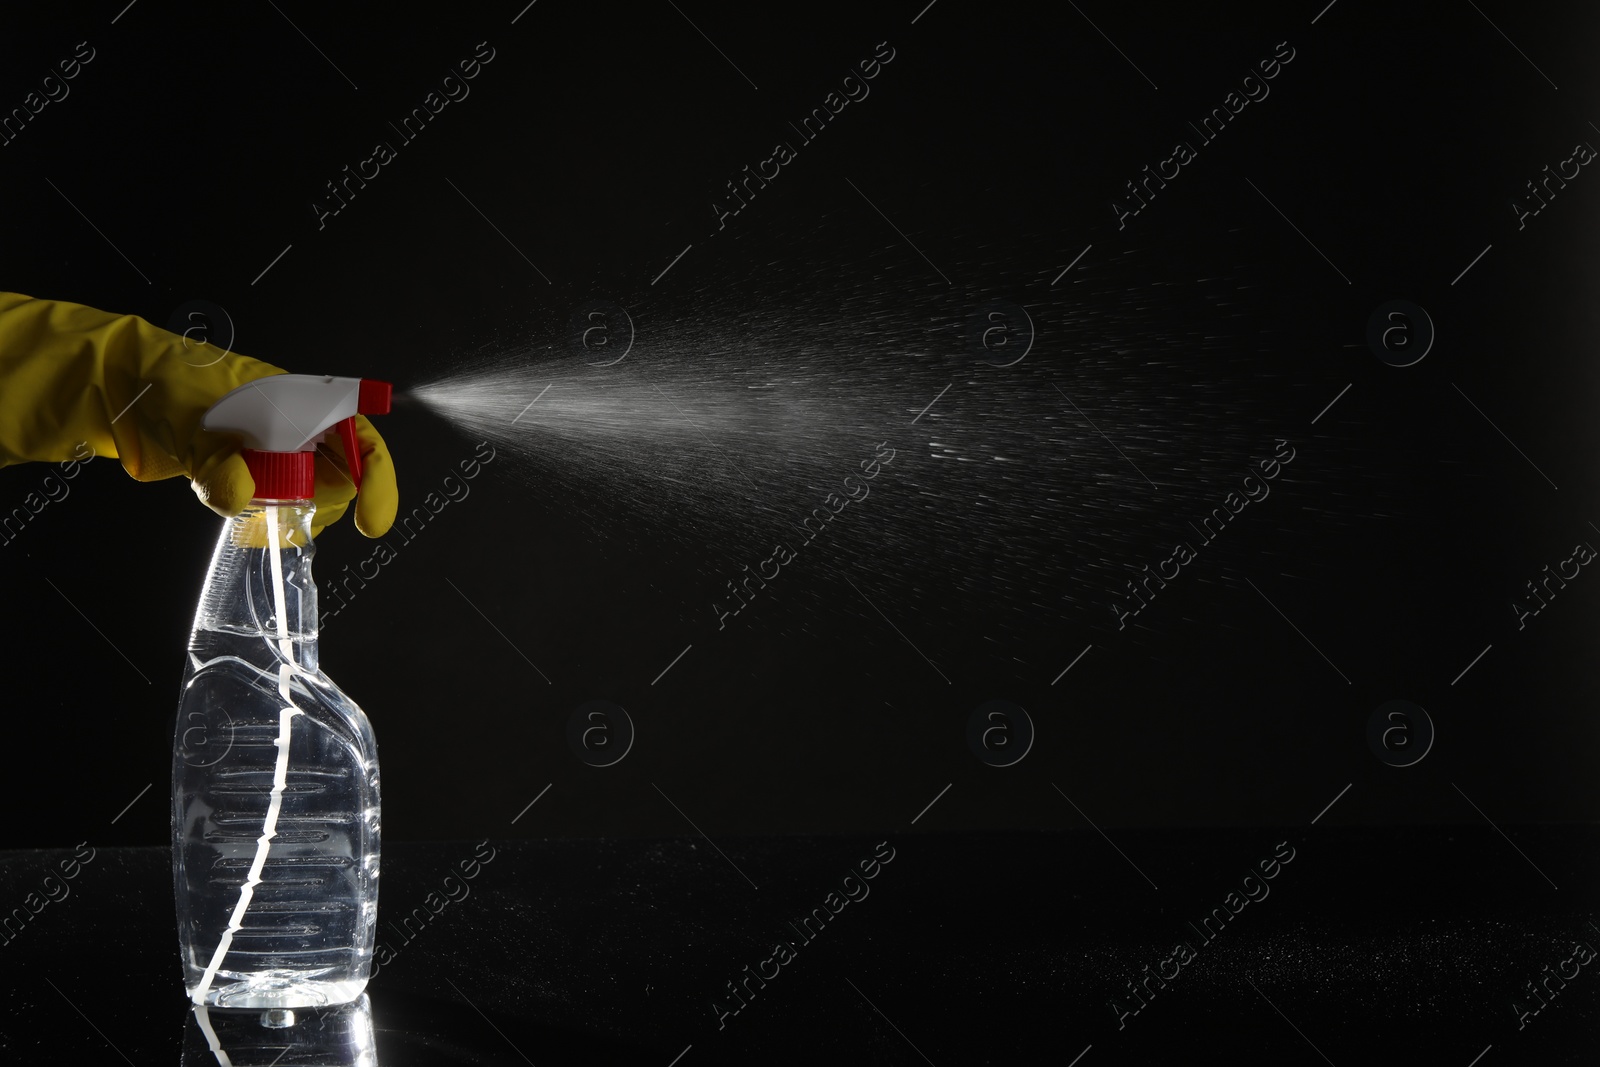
[184,992,378,1065]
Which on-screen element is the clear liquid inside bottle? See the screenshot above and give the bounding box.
[172,501,380,1009]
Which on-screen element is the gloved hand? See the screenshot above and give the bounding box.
[0,291,397,538]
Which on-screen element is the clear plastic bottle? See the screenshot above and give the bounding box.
[173,499,380,1009]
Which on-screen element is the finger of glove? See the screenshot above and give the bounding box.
[315,415,396,538]
[352,416,397,538]
[309,492,351,541]
[309,443,355,542]
[191,449,256,518]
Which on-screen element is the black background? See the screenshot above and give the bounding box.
[2,0,1599,852]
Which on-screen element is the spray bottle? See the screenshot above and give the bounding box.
[173,374,391,1010]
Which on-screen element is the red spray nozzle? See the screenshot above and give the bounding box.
[358,379,393,415]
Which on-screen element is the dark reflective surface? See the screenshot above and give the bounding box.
[184,997,376,1066]
[3,831,1596,1063]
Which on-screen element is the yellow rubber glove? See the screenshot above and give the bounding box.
[0,291,397,539]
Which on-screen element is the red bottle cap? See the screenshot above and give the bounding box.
[242,448,315,501]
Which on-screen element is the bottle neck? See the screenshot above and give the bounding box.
[191,501,319,672]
